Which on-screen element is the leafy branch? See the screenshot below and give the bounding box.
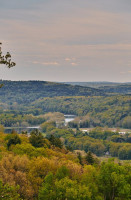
[0,42,16,68]
[0,42,16,88]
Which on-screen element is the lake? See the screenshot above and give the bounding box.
[64,114,76,125]
[4,114,76,133]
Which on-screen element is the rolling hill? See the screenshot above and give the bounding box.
[0,80,105,104]
[63,82,131,94]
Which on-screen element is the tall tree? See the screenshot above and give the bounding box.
[86,151,94,165]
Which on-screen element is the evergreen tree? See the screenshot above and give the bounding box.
[86,151,94,165]
[7,134,21,150]
[77,152,83,165]
[49,135,63,149]
[29,129,44,147]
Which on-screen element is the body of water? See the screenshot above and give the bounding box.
[4,115,76,133]
[4,126,40,134]
[64,115,76,125]
[64,115,76,126]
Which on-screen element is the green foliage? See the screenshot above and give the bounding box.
[81,165,102,200]
[54,177,91,200]
[0,180,21,200]
[0,113,45,127]
[56,166,69,180]
[111,135,125,143]
[99,84,131,94]
[29,129,44,148]
[40,121,56,132]
[48,135,63,149]
[33,95,131,128]
[0,130,131,199]
[12,143,48,158]
[0,81,130,129]
[0,43,16,68]
[38,172,54,200]
[118,146,131,160]
[44,124,131,159]
[0,124,4,132]
[89,127,115,140]
[77,152,83,165]
[0,80,105,105]
[85,151,95,165]
[122,116,131,129]
[98,161,131,200]
[39,175,91,200]
[64,81,131,94]
[6,134,21,150]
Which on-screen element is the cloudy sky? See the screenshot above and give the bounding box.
[0,0,131,82]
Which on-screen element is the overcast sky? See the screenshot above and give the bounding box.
[0,0,131,82]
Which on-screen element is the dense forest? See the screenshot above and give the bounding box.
[0,80,131,199]
[0,80,130,128]
[0,128,131,200]
[32,95,131,128]
[0,112,64,128]
[63,81,124,87]
[0,80,105,104]
[0,95,130,128]
[99,84,131,94]
[64,82,131,94]
[39,121,131,160]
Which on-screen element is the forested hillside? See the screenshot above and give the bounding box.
[40,122,131,160]
[0,81,130,128]
[64,82,131,94]
[99,84,131,94]
[63,81,122,88]
[0,80,105,104]
[32,95,131,128]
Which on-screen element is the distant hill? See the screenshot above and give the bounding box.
[62,81,122,88]
[0,80,105,104]
[63,82,131,94]
[99,84,131,94]
[32,95,131,128]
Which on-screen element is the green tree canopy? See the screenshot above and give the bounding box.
[29,129,45,147]
[0,180,21,200]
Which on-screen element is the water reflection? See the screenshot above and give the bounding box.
[64,115,76,125]
[4,115,76,133]
[4,126,40,134]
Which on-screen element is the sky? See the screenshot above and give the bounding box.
[0,0,131,82]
